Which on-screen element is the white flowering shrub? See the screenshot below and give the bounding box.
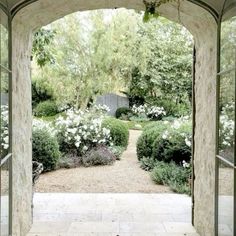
[146,106,166,120]
[131,104,166,120]
[1,105,9,155]
[137,117,192,165]
[132,104,147,115]
[33,119,56,136]
[219,103,234,150]
[152,118,192,164]
[55,109,111,155]
[92,104,110,114]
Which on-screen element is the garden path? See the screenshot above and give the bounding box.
[35,130,171,193]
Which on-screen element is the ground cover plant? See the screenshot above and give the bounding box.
[151,161,191,195]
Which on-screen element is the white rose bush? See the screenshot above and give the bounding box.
[55,109,112,155]
[219,103,234,151]
[131,104,166,120]
[1,105,9,156]
[33,119,56,136]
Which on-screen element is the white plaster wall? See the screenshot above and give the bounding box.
[12,1,217,235]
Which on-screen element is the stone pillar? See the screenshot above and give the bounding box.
[159,3,218,233]
[193,20,217,236]
[11,21,33,236]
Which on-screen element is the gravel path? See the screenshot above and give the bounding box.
[35,130,171,193]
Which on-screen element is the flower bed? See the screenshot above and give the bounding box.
[32,106,127,171]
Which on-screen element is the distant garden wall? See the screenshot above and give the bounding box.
[96,93,129,116]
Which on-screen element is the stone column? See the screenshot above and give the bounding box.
[161,5,218,234]
[11,20,33,236]
[193,20,217,236]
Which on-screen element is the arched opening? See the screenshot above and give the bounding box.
[28,9,194,235]
[0,0,223,235]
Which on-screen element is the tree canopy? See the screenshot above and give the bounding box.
[32,9,193,114]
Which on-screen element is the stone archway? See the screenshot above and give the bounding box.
[11,1,217,235]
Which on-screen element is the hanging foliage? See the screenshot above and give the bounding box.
[143,0,177,22]
[32,28,56,67]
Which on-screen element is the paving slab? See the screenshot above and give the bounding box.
[28,193,200,236]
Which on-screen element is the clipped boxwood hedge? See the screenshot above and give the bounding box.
[152,123,191,164]
[33,129,61,172]
[115,107,132,119]
[136,122,169,160]
[34,100,58,117]
[102,117,129,148]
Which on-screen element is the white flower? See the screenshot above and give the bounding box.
[183,160,190,168]
[185,138,191,147]
[162,131,169,139]
[68,128,77,134]
[3,144,9,150]
[102,128,110,136]
[75,141,81,148]
[93,104,110,113]
[3,136,9,143]
[172,120,181,129]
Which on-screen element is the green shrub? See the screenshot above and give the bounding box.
[32,77,54,108]
[142,121,168,132]
[140,157,157,171]
[108,146,125,160]
[34,100,58,117]
[152,123,191,164]
[102,118,129,147]
[129,114,150,122]
[151,99,191,117]
[82,145,116,167]
[115,107,132,119]
[136,122,169,160]
[32,129,61,172]
[151,161,191,195]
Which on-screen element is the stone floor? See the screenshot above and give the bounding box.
[1,196,9,236]
[218,196,234,235]
[27,193,200,236]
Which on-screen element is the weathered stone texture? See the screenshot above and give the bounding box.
[12,1,217,235]
[193,22,217,236]
[12,21,33,236]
